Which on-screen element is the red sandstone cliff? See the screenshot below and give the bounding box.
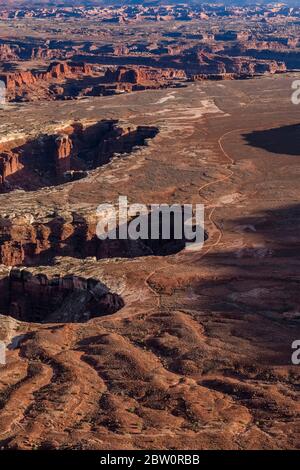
[0,150,22,185]
[0,62,93,92]
[54,134,73,176]
[104,66,187,85]
[185,50,286,77]
[0,61,95,102]
[0,267,124,322]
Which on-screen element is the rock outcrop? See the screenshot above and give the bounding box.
[0,150,22,185]
[0,120,158,194]
[0,62,94,100]
[0,1,299,453]
[54,134,73,176]
[0,266,124,322]
[185,50,286,77]
[0,63,188,101]
[104,66,187,85]
[0,43,20,60]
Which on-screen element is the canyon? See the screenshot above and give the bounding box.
[0,1,299,452]
[0,2,297,103]
[0,119,158,190]
[0,266,125,323]
[0,76,299,450]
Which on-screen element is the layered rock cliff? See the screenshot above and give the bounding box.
[104,66,187,85]
[0,120,158,193]
[185,50,286,77]
[0,266,124,322]
[0,62,94,100]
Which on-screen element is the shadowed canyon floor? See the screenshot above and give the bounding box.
[0,75,300,449]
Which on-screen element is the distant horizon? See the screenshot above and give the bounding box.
[0,0,299,6]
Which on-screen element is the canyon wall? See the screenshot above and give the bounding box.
[0,267,124,322]
[185,51,286,77]
[0,121,158,192]
[0,62,94,97]
[104,66,187,84]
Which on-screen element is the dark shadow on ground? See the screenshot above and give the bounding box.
[242,124,300,156]
[185,203,300,368]
[16,209,207,266]
[0,270,124,323]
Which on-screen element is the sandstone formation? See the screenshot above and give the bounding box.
[0,1,297,106]
[104,66,187,84]
[0,62,188,102]
[0,266,124,323]
[0,120,158,193]
[54,134,73,176]
[0,62,95,101]
[185,50,286,77]
[0,150,21,185]
[0,2,299,453]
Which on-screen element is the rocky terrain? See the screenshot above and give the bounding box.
[0,119,158,192]
[0,2,299,452]
[0,62,187,102]
[0,1,298,104]
[0,74,299,450]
